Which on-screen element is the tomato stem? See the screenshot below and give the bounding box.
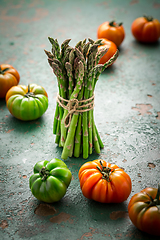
[24,84,39,99]
[96,160,114,182]
[155,184,160,207]
[109,21,123,27]
[28,84,30,93]
[40,167,50,181]
[143,15,154,22]
[0,67,10,74]
[145,184,160,211]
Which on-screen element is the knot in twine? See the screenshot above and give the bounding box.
[57,94,94,128]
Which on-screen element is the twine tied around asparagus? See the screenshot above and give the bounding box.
[57,94,95,128]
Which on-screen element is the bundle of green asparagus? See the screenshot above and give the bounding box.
[45,38,118,160]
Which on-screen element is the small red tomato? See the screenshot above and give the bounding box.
[131,15,160,43]
[98,38,118,65]
[0,64,20,98]
[97,21,125,47]
[79,159,132,203]
[128,186,160,236]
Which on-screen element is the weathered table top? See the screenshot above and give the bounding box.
[0,0,160,239]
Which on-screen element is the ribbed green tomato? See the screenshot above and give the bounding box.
[5,83,48,121]
[29,158,72,203]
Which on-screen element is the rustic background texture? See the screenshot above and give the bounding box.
[0,0,160,239]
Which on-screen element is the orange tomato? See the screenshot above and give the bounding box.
[128,186,160,236]
[131,15,160,43]
[97,21,125,47]
[0,64,20,98]
[98,38,118,65]
[78,159,132,203]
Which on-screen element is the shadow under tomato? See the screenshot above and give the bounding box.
[101,63,117,75]
[117,45,126,54]
[127,224,160,240]
[0,98,6,107]
[131,39,160,49]
[4,114,47,133]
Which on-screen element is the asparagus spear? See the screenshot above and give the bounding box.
[61,60,84,160]
[74,113,82,157]
[60,39,71,60]
[73,82,85,157]
[60,57,81,146]
[82,40,103,158]
[48,37,60,60]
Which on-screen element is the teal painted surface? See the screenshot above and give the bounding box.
[0,0,160,239]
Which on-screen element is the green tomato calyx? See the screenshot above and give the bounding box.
[145,185,160,211]
[0,67,10,75]
[109,21,123,27]
[24,84,39,99]
[96,160,114,182]
[40,167,50,181]
[143,15,154,22]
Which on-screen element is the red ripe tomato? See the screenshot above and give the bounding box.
[131,15,160,43]
[128,186,160,236]
[78,159,132,203]
[0,64,20,98]
[98,38,118,65]
[97,21,125,47]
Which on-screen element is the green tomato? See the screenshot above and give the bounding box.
[29,158,72,203]
[5,83,48,121]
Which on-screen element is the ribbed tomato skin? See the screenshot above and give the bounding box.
[0,64,20,98]
[6,84,48,121]
[79,159,132,203]
[128,187,160,236]
[131,17,160,43]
